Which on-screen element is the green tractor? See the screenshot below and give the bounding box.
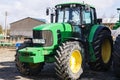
[112,8,120,78]
[15,2,113,80]
[113,35,120,77]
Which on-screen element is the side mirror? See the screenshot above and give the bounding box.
[46,8,49,15]
[51,14,54,23]
[46,7,55,23]
[97,18,102,24]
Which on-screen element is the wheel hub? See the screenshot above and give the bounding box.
[101,39,111,63]
[69,50,82,73]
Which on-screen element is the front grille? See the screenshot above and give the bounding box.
[33,30,53,46]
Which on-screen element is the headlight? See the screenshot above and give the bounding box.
[33,39,45,44]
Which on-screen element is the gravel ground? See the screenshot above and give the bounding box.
[0,48,120,80]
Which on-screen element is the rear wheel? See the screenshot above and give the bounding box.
[55,41,84,80]
[89,30,113,71]
[15,43,44,75]
[113,35,120,77]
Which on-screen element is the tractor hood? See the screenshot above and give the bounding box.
[33,23,72,32]
[32,22,73,48]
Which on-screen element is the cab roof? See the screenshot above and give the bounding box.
[55,2,94,8]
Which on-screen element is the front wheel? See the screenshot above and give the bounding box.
[55,41,84,80]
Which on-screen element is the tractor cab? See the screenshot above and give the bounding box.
[56,3,97,25]
[47,3,97,25]
[47,3,98,38]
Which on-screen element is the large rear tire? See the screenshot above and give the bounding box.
[15,43,44,75]
[89,30,113,71]
[113,35,120,77]
[55,41,84,80]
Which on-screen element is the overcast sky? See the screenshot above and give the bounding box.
[0,0,120,28]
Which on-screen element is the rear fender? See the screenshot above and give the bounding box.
[93,26,111,41]
[88,25,111,62]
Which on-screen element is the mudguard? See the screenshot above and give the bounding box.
[88,25,111,62]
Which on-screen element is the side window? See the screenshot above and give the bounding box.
[58,10,64,22]
[64,10,69,22]
[72,10,81,25]
[82,11,91,24]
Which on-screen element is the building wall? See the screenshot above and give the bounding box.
[10,17,45,37]
[103,23,115,29]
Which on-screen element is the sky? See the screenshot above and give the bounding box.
[0,0,120,28]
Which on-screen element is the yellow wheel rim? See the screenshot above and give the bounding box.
[69,50,82,73]
[101,39,111,63]
[29,63,39,69]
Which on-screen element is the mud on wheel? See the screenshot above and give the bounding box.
[113,35,120,77]
[55,41,84,80]
[89,30,113,71]
[15,43,44,75]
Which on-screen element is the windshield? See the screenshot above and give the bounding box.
[57,7,81,25]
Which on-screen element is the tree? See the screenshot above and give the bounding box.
[7,29,10,35]
[0,25,2,34]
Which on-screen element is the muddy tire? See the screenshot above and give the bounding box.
[113,35,120,77]
[89,30,113,71]
[55,41,84,80]
[15,43,44,75]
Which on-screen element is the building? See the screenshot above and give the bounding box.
[102,18,118,29]
[10,17,46,37]
[10,17,46,42]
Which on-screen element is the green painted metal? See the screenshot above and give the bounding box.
[88,25,99,42]
[56,2,83,6]
[33,23,72,48]
[19,23,72,63]
[113,21,120,30]
[19,47,44,63]
[88,25,99,62]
